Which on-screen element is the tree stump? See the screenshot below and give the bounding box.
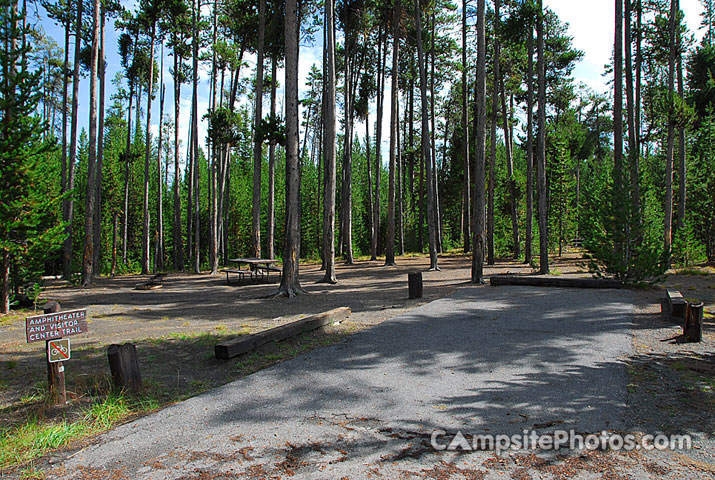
[684,302,703,343]
[408,273,423,299]
[107,343,143,393]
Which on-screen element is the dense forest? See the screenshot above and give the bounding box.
[2,0,715,308]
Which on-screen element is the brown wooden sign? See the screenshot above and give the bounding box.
[26,309,88,343]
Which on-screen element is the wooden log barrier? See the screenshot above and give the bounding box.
[215,307,351,360]
[107,343,143,392]
[684,302,704,343]
[408,272,423,299]
[663,289,687,318]
[490,275,624,289]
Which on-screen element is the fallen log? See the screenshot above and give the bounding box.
[490,275,624,289]
[215,307,351,360]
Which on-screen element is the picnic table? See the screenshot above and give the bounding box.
[221,258,280,284]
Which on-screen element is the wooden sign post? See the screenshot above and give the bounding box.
[26,302,88,405]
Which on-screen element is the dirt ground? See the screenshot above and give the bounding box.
[0,254,589,419]
[1,252,714,478]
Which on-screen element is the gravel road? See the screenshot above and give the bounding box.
[51,284,702,479]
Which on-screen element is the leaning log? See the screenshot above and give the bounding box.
[490,275,624,289]
[215,307,351,360]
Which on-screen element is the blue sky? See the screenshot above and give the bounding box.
[31,0,706,165]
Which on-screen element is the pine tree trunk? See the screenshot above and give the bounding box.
[122,71,134,265]
[415,0,438,271]
[663,0,677,267]
[192,0,200,273]
[501,77,520,259]
[209,6,218,275]
[397,97,405,256]
[342,34,354,264]
[60,17,69,269]
[385,0,400,266]
[430,12,442,254]
[81,0,100,287]
[252,0,265,259]
[372,30,384,261]
[472,0,486,283]
[537,0,549,274]
[625,0,641,237]
[462,0,471,253]
[93,8,106,275]
[320,0,337,283]
[268,57,277,260]
[157,77,165,272]
[366,110,374,257]
[111,213,118,276]
[525,20,534,264]
[173,49,183,271]
[276,0,304,297]
[63,0,82,280]
[142,25,156,275]
[488,0,500,265]
[1,251,9,314]
[676,55,686,233]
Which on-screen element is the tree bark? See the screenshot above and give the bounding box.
[501,76,520,259]
[122,48,135,266]
[342,28,354,264]
[430,12,442,254]
[63,0,82,280]
[82,0,100,287]
[1,251,9,314]
[252,0,265,259]
[372,29,384,261]
[462,0,471,253]
[386,1,400,266]
[320,0,337,283]
[93,8,106,275]
[268,57,277,259]
[664,0,677,267]
[275,0,304,297]
[471,0,486,283]
[676,54,686,233]
[192,0,200,273]
[157,59,165,273]
[415,0,438,271]
[488,0,500,265]
[536,0,549,274]
[625,0,641,235]
[173,47,184,271]
[142,24,156,275]
[525,20,534,264]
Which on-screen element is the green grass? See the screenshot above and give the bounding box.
[0,393,161,472]
[674,268,711,276]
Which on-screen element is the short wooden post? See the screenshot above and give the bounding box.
[408,272,423,299]
[107,343,143,393]
[44,302,66,405]
[684,302,704,343]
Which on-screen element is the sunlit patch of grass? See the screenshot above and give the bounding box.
[0,392,163,472]
[675,268,711,276]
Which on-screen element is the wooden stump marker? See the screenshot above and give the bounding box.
[107,343,143,392]
[43,302,66,405]
[408,273,423,299]
[684,302,704,343]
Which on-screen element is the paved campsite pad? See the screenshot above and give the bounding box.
[49,285,689,480]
